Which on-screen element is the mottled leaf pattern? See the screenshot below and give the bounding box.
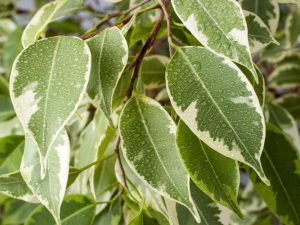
[266,103,300,151]
[276,94,300,121]
[25,195,96,225]
[171,0,257,80]
[249,125,300,225]
[10,36,91,173]
[86,27,128,125]
[0,172,38,203]
[268,64,300,88]
[166,47,268,184]
[241,0,280,34]
[177,120,242,217]
[120,94,200,222]
[21,130,70,225]
[244,11,278,53]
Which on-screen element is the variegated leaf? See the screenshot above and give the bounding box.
[249,124,300,225]
[10,36,91,174]
[276,94,300,121]
[20,130,70,225]
[166,47,269,185]
[268,64,300,88]
[177,120,242,217]
[25,195,96,225]
[171,0,257,81]
[244,11,278,53]
[119,94,200,222]
[167,181,231,225]
[241,0,280,34]
[0,172,38,203]
[22,0,84,47]
[86,27,128,125]
[266,103,300,151]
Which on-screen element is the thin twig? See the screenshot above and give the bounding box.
[127,8,165,99]
[81,3,160,40]
[160,0,174,56]
[115,136,128,188]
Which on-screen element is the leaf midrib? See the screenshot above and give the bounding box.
[264,151,300,224]
[41,38,61,156]
[178,48,261,171]
[198,140,239,213]
[135,98,189,204]
[191,0,249,65]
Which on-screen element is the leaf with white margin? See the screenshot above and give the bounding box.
[287,7,300,45]
[241,0,280,34]
[0,172,39,203]
[177,120,242,217]
[171,0,257,81]
[266,103,300,151]
[166,181,230,225]
[20,130,70,225]
[86,27,128,126]
[166,46,269,185]
[248,124,300,225]
[22,0,84,48]
[276,94,300,121]
[25,195,96,225]
[268,64,300,88]
[119,94,200,223]
[116,152,171,224]
[244,11,278,53]
[10,36,91,174]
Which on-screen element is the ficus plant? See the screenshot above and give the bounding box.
[0,0,300,224]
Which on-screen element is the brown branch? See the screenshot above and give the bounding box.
[126,8,165,99]
[160,0,174,56]
[115,136,128,188]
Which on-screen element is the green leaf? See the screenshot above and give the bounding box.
[74,109,110,197]
[166,46,268,185]
[0,95,15,122]
[117,152,171,224]
[0,135,24,175]
[241,0,280,34]
[93,199,121,225]
[22,0,84,47]
[268,64,300,88]
[20,130,70,225]
[2,200,38,225]
[25,195,96,225]
[10,36,91,173]
[176,120,242,217]
[287,7,300,46]
[86,27,128,125]
[171,181,229,225]
[266,103,300,151]
[3,27,23,74]
[171,0,257,80]
[120,94,200,222]
[249,124,300,225]
[140,55,169,88]
[244,10,278,53]
[0,172,38,203]
[276,94,300,121]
